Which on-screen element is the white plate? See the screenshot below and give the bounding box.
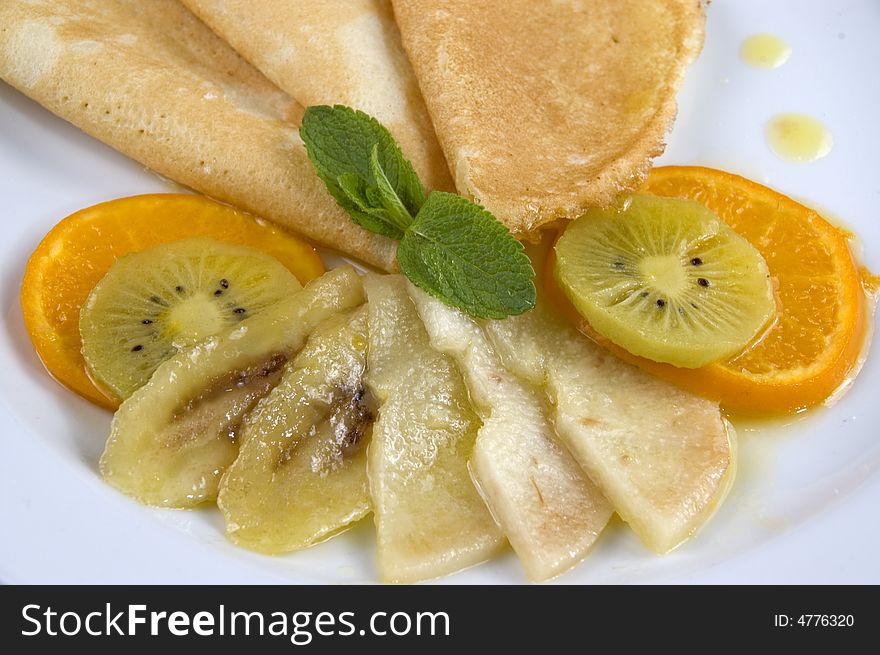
[1,0,879,584]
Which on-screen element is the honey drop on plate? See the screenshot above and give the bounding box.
[740,33,791,69]
[765,113,833,163]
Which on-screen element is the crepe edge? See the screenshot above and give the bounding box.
[494,0,707,236]
[395,0,708,240]
[0,1,399,272]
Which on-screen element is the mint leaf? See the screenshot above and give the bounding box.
[299,105,425,228]
[369,145,414,233]
[336,173,404,239]
[299,104,537,319]
[398,192,536,319]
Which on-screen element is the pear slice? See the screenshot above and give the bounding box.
[483,301,735,553]
[408,285,612,581]
[364,274,503,583]
[100,266,364,508]
[218,307,372,553]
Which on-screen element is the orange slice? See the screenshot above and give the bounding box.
[546,166,873,415]
[22,194,324,409]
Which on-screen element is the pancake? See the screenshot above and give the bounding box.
[0,0,397,271]
[391,0,707,236]
[181,0,454,193]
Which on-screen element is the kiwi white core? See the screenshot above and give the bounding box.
[165,295,226,348]
[639,255,688,296]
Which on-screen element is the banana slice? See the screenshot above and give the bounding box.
[408,285,612,581]
[101,266,364,508]
[218,307,372,553]
[483,301,735,553]
[364,274,503,583]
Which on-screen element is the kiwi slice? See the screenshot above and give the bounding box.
[80,237,302,400]
[100,266,364,508]
[555,194,776,368]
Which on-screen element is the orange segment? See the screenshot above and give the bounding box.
[21,194,324,409]
[547,166,872,415]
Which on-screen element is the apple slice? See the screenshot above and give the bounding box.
[408,285,612,581]
[218,307,372,553]
[101,266,364,508]
[364,274,503,583]
[483,301,736,553]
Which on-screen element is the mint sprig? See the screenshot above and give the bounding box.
[300,105,535,319]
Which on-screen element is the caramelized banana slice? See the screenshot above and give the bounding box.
[218,308,373,553]
[364,274,503,583]
[409,285,612,581]
[101,267,364,508]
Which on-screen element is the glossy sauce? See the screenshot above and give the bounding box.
[740,33,791,69]
[765,113,833,163]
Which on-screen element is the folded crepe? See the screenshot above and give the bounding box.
[391,0,707,236]
[0,0,397,270]
[181,0,454,193]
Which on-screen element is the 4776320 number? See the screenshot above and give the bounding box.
[774,614,854,628]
